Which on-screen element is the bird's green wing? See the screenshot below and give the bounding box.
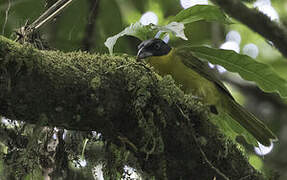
[175,47,277,146]
[175,47,234,100]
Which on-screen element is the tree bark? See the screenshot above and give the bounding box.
[0,36,270,179]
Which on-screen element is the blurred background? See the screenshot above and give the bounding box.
[1,0,287,179]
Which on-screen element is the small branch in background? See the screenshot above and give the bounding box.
[15,0,73,42]
[29,0,73,31]
[211,0,287,59]
[82,0,99,51]
[2,0,11,35]
[44,0,60,9]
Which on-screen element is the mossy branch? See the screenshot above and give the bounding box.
[0,35,269,179]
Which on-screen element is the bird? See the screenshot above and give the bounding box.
[137,38,277,146]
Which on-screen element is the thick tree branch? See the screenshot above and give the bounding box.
[0,36,269,179]
[211,0,287,59]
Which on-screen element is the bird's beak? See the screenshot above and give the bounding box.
[137,47,153,60]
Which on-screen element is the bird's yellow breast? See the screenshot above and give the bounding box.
[146,49,222,105]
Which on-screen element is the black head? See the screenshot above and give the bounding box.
[137,38,172,60]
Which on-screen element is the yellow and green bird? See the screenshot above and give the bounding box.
[137,38,277,146]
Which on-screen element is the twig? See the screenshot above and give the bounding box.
[2,0,11,35]
[239,175,252,180]
[16,0,73,42]
[118,136,138,152]
[176,105,230,180]
[29,0,73,31]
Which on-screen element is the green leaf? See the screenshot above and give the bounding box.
[104,22,152,54]
[188,46,287,98]
[170,5,231,24]
[104,22,187,54]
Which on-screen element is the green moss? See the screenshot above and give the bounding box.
[103,143,127,180]
[96,106,105,116]
[38,113,49,124]
[74,114,81,122]
[91,76,102,90]
[55,106,63,112]
[197,136,208,146]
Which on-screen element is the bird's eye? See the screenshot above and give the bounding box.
[154,43,161,50]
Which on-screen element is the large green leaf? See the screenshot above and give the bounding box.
[104,22,152,54]
[105,5,230,54]
[169,5,231,24]
[188,46,287,98]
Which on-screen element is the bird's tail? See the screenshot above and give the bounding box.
[225,97,277,146]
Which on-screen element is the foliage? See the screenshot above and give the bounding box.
[106,4,286,148]
[104,21,187,54]
[188,46,287,98]
[169,5,231,24]
[1,0,287,179]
